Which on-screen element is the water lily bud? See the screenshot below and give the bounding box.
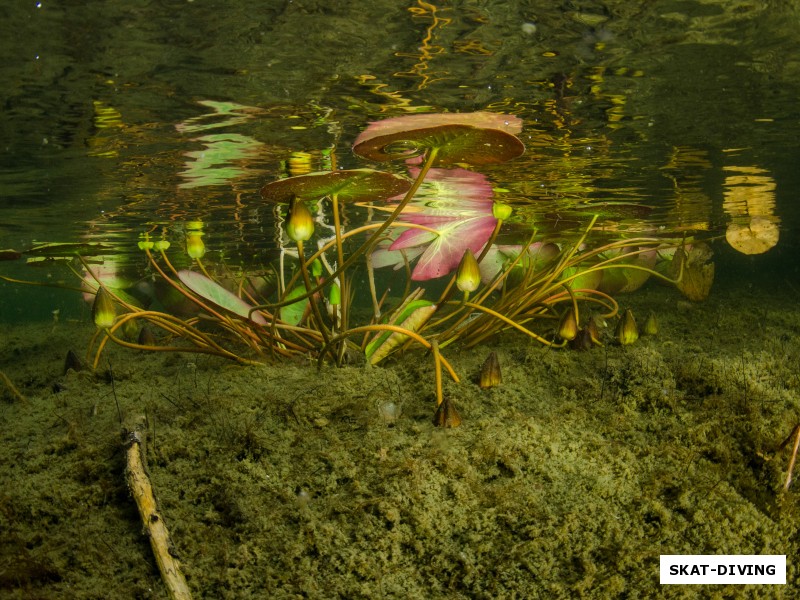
[186,232,205,259]
[479,351,502,389]
[432,397,462,428]
[287,197,314,242]
[558,307,579,341]
[492,201,513,221]
[92,287,116,330]
[456,248,481,293]
[138,325,156,346]
[642,311,658,336]
[153,240,170,251]
[615,309,639,345]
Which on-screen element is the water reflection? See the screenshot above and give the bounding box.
[1,0,799,289]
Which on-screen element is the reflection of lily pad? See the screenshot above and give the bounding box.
[726,217,779,255]
[260,169,410,204]
[352,112,525,165]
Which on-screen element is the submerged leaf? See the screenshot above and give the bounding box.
[279,285,309,326]
[365,300,437,365]
[669,243,714,301]
[177,270,267,325]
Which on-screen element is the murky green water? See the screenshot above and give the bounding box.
[2,0,799,321]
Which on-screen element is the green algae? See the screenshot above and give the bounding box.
[1,281,800,599]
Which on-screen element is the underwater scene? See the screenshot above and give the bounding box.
[2,1,800,598]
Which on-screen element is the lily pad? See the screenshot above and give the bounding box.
[260,169,411,204]
[352,112,525,165]
[177,270,267,325]
[0,249,22,261]
[25,241,116,258]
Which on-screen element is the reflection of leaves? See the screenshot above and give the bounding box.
[179,133,266,189]
[669,243,714,301]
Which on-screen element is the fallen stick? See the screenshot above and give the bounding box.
[124,416,193,600]
[0,370,25,402]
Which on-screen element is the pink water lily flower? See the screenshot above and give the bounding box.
[372,168,498,281]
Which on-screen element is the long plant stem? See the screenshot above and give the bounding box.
[295,240,331,352]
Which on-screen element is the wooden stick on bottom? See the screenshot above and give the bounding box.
[124,417,193,600]
[0,370,25,402]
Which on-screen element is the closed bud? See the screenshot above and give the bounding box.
[432,397,462,428]
[186,232,205,259]
[492,201,513,221]
[286,197,314,242]
[138,325,156,346]
[153,240,170,251]
[456,248,481,293]
[642,311,658,336]
[479,351,502,388]
[586,317,602,345]
[558,307,579,341]
[615,309,639,345]
[328,281,341,306]
[92,287,116,330]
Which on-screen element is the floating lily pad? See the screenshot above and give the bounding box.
[0,249,22,261]
[260,169,411,204]
[25,241,116,258]
[352,112,525,165]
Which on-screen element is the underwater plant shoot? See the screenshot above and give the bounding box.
[2,2,800,598]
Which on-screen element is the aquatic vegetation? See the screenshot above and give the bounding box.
[4,111,689,424]
[478,351,502,389]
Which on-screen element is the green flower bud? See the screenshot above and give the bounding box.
[287,198,314,242]
[92,287,116,330]
[456,248,481,293]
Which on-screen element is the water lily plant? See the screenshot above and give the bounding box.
[4,110,690,426]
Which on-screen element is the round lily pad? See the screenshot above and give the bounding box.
[260,169,411,204]
[352,112,525,165]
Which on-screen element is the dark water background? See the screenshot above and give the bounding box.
[2,0,800,321]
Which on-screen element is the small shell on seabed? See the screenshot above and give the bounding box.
[378,401,402,426]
